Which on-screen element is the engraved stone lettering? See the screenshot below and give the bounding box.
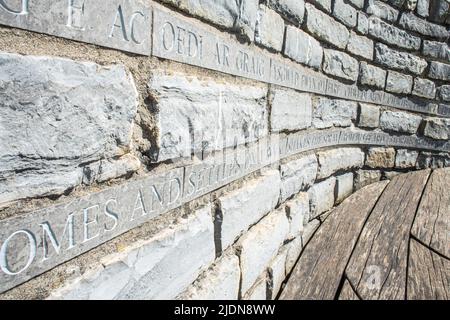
[67,0,85,30]
[40,214,75,261]
[0,230,36,276]
[0,0,28,15]
[82,205,100,243]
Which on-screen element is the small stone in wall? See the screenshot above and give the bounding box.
[380,110,422,134]
[316,148,364,179]
[348,0,365,9]
[359,62,387,89]
[417,152,450,169]
[358,103,381,129]
[375,43,428,75]
[412,78,436,99]
[285,237,303,274]
[399,11,448,40]
[267,0,305,25]
[280,155,318,202]
[308,176,336,219]
[367,1,400,23]
[309,0,332,12]
[416,0,430,17]
[422,40,450,62]
[395,149,419,168]
[366,147,396,169]
[335,172,354,204]
[354,170,382,190]
[284,26,323,69]
[285,192,310,239]
[313,97,358,129]
[270,88,312,132]
[357,12,369,35]
[383,171,402,180]
[439,85,450,102]
[323,49,359,82]
[333,0,357,27]
[428,61,450,81]
[268,248,288,299]
[423,118,450,140]
[255,5,285,52]
[346,32,374,60]
[386,71,413,95]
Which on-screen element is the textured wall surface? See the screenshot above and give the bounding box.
[0,0,449,300]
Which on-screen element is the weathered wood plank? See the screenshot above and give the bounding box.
[346,170,431,300]
[411,168,450,258]
[338,279,360,300]
[407,239,450,300]
[280,181,389,300]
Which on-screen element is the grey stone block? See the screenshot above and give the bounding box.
[395,149,419,168]
[439,85,450,102]
[357,12,369,35]
[428,61,450,81]
[255,5,285,52]
[359,62,387,89]
[354,170,382,190]
[309,177,336,219]
[347,31,374,60]
[422,40,450,63]
[323,49,359,82]
[423,118,450,140]
[316,148,365,179]
[366,1,400,22]
[412,78,436,99]
[416,0,430,17]
[368,16,421,50]
[285,192,310,239]
[313,97,358,129]
[375,43,428,75]
[280,155,318,202]
[399,12,449,40]
[267,0,305,25]
[284,26,323,69]
[333,0,357,27]
[358,103,381,128]
[386,71,413,95]
[336,172,354,204]
[366,147,396,168]
[380,110,422,134]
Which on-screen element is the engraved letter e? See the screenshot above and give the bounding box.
[0,0,29,15]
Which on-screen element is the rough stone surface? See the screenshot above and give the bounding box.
[423,118,450,140]
[313,97,358,129]
[323,49,359,82]
[422,40,450,62]
[285,192,310,239]
[367,1,400,22]
[284,26,323,69]
[358,103,381,128]
[267,0,305,25]
[429,0,450,23]
[416,0,430,17]
[255,5,285,52]
[237,208,289,294]
[399,12,449,40]
[305,4,349,49]
[160,0,259,41]
[366,147,396,168]
[336,172,354,204]
[309,0,332,12]
[428,61,450,81]
[218,170,281,250]
[49,205,215,300]
[333,0,358,27]
[149,72,268,162]
[354,170,382,190]
[270,88,312,132]
[380,111,422,134]
[385,0,407,8]
[316,148,365,179]
[348,0,365,8]
[357,12,369,34]
[439,85,450,102]
[368,17,421,51]
[176,251,240,300]
[280,155,318,202]
[396,149,419,168]
[375,43,428,75]
[386,71,413,95]
[308,177,336,219]
[285,237,303,273]
[346,32,374,60]
[359,62,387,89]
[412,78,436,99]
[268,249,288,299]
[242,274,267,300]
[82,155,141,185]
[0,52,138,205]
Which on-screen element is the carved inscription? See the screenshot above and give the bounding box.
[0,0,151,54]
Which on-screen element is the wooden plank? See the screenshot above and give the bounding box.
[407,239,450,300]
[346,170,431,300]
[411,168,450,258]
[338,279,360,300]
[279,181,389,300]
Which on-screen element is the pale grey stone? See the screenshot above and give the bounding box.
[366,1,399,22]
[366,147,396,168]
[316,148,365,179]
[285,237,303,274]
[255,5,285,52]
[270,88,312,132]
[49,205,215,300]
[305,4,349,49]
[417,151,450,169]
[386,71,413,95]
[285,192,310,239]
[412,78,436,99]
[218,170,281,250]
[368,16,421,50]
[308,177,336,219]
[333,0,358,27]
[358,103,381,128]
[0,52,138,205]
[429,0,449,23]
[357,12,369,35]
[347,32,374,60]
[280,155,318,202]
[348,0,365,8]
[284,26,323,69]
[399,12,449,40]
[375,43,428,75]
[336,172,354,204]
[267,0,305,25]
[395,149,419,168]
[428,61,450,81]
[439,85,450,102]
[422,40,450,63]
[380,110,422,134]
[417,0,430,17]
[359,62,386,89]
[176,251,240,300]
[313,97,358,129]
[323,49,359,82]
[237,208,289,294]
[0,0,152,55]
[242,274,267,300]
[354,170,382,190]
[82,155,141,185]
[302,219,320,244]
[160,0,259,41]
[309,0,332,12]
[423,118,450,140]
[149,72,268,162]
[268,248,288,299]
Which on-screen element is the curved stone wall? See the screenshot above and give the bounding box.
[0,0,449,299]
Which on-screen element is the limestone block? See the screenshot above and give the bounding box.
[255,5,285,52]
[423,118,450,140]
[82,155,141,185]
[368,16,421,50]
[308,177,336,219]
[354,170,382,190]
[428,61,450,81]
[347,31,374,60]
[412,78,436,99]
[386,71,413,95]
[285,237,303,274]
[366,1,399,22]
[357,12,369,35]
[323,49,359,82]
[309,0,332,12]
[375,43,428,75]
[336,172,354,204]
[439,85,450,102]
[285,192,310,239]
[268,248,288,299]
[380,110,422,134]
[395,149,419,168]
[358,103,380,128]
[280,155,318,202]
[313,97,358,129]
[267,0,305,25]
[242,274,267,300]
[359,62,386,89]
[399,12,448,40]
[284,26,323,69]
[333,0,357,27]
[366,147,396,168]
[422,40,450,62]
[316,148,365,179]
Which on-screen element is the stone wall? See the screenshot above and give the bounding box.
[0,0,449,299]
